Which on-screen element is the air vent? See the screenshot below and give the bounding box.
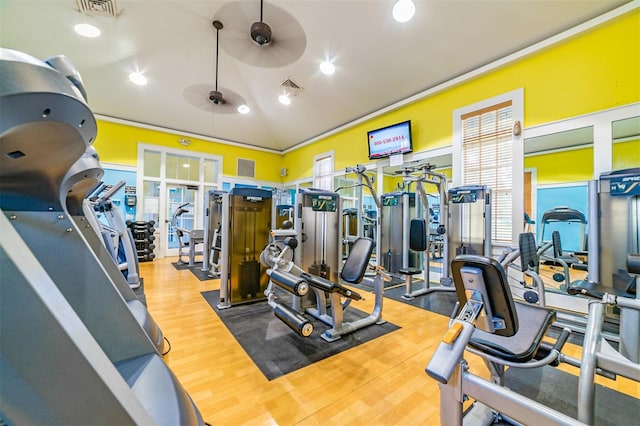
[76,0,119,17]
[280,77,303,97]
[237,158,255,178]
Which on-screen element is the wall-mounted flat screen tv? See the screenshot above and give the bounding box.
[367,120,413,160]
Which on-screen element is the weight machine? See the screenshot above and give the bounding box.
[382,163,451,299]
[261,229,389,342]
[448,184,492,259]
[339,164,381,258]
[208,188,273,309]
[294,188,342,282]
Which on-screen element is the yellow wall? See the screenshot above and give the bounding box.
[613,139,640,169]
[93,10,639,185]
[283,9,640,182]
[524,147,594,185]
[94,120,283,182]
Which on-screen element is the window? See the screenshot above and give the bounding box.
[461,101,513,244]
[313,152,334,190]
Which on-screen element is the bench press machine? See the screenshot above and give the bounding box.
[426,254,575,425]
[261,231,389,342]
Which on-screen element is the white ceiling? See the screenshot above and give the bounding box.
[0,0,630,152]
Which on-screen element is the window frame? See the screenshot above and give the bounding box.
[313,151,335,191]
[452,89,524,247]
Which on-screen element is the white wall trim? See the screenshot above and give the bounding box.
[100,162,136,172]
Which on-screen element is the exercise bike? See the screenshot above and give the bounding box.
[260,228,390,342]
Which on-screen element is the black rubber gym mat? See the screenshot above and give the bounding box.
[382,285,458,317]
[172,261,215,281]
[201,290,400,380]
[503,365,640,425]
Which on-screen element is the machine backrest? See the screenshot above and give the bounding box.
[451,255,519,337]
[409,218,427,252]
[552,230,563,258]
[519,232,539,270]
[341,237,374,284]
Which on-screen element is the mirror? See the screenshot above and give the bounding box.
[612,116,640,169]
[524,126,594,293]
[380,154,452,281]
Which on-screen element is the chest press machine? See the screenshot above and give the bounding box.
[261,231,389,342]
[426,255,575,425]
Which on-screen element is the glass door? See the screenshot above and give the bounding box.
[166,184,200,256]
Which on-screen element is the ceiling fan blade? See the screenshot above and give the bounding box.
[183,84,247,115]
[215,1,306,68]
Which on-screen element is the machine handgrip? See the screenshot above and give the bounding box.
[567,285,603,300]
[552,327,571,353]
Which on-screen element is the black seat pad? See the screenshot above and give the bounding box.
[469,301,555,363]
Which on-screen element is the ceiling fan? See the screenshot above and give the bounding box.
[214,0,306,68]
[209,20,225,105]
[182,19,249,115]
[250,0,272,46]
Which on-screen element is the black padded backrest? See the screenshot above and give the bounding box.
[341,237,374,284]
[519,232,538,270]
[451,255,518,337]
[551,230,563,258]
[409,218,427,252]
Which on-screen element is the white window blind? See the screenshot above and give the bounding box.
[462,100,513,244]
[313,154,333,190]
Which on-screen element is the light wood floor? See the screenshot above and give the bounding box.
[140,257,639,425]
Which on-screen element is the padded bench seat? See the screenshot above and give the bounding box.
[469,302,556,363]
[300,272,363,301]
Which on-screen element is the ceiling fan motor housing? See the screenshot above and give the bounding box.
[209,90,225,105]
[251,21,272,45]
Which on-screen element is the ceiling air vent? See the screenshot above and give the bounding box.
[76,0,119,17]
[237,158,255,178]
[280,77,303,97]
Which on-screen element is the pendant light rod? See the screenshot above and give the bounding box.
[260,0,264,22]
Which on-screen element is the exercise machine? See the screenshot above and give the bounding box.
[90,179,146,290]
[0,48,203,424]
[294,188,342,282]
[261,230,389,342]
[540,206,588,258]
[567,253,640,424]
[426,254,574,425]
[214,187,273,309]
[380,190,417,274]
[448,185,492,259]
[386,163,451,298]
[202,189,225,276]
[339,164,380,258]
[171,202,204,266]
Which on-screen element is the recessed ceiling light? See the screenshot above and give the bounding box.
[237,104,250,114]
[74,23,101,38]
[392,0,415,23]
[182,163,190,168]
[129,71,147,86]
[319,61,335,76]
[278,94,291,105]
